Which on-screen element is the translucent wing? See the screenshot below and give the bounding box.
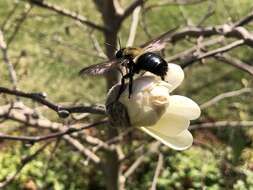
[79,27,178,76]
[141,26,178,53]
[79,59,119,76]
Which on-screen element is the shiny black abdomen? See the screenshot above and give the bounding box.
[134,52,168,78]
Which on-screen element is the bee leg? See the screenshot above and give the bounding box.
[128,74,133,99]
[116,67,124,77]
[116,76,126,101]
[128,62,135,99]
[116,73,131,101]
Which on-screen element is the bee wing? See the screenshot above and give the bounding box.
[79,59,119,76]
[141,26,179,53]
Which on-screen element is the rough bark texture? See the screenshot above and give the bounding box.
[93,1,122,190]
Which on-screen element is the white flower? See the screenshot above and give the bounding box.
[106,63,201,150]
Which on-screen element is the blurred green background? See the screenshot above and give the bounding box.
[0,0,253,189]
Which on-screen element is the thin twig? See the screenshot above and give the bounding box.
[89,30,107,59]
[189,121,253,130]
[0,120,108,143]
[144,0,208,12]
[1,2,19,30]
[0,87,106,116]
[123,142,160,178]
[0,30,18,89]
[120,0,144,23]
[63,135,101,164]
[150,153,163,190]
[215,54,253,76]
[143,13,253,52]
[126,6,141,46]
[25,0,107,32]
[181,39,245,68]
[0,103,109,150]
[0,103,105,164]
[200,88,251,109]
[7,5,32,46]
[197,0,215,26]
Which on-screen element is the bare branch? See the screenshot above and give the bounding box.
[150,153,163,190]
[215,54,253,77]
[166,36,224,62]
[178,4,194,26]
[123,155,145,179]
[120,0,144,22]
[0,87,106,116]
[141,10,253,59]
[123,142,160,178]
[1,2,19,30]
[126,6,141,46]
[145,0,208,11]
[169,26,253,46]
[233,10,253,27]
[26,0,107,32]
[200,88,251,109]
[63,135,101,164]
[0,103,110,150]
[0,120,107,143]
[197,0,215,26]
[7,5,32,46]
[113,0,124,15]
[0,103,103,164]
[181,39,245,68]
[189,121,253,130]
[0,30,18,89]
[89,30,107,59]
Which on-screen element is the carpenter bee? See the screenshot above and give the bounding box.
[80,47,168,99]
[114,47,168,98]
[79,28,177,99]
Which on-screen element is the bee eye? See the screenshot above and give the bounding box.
[116,48,126,59]
[115,50,122,59]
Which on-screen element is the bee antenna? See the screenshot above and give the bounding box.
[104,42,117,51]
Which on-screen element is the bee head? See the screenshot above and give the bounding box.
[115,48,125,59]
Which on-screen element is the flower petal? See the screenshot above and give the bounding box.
[165,63,184,91]
[127,76,155,95]
[167,95,201,120]
[140,127,193,150]
[150,112,190,136]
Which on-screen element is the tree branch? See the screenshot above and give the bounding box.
[0,31,18,89]
[26,0,107,32]
[190,121,253,130]
[233,10,253,27]
[150,153,163,190]
[126,6,141,46]
[215,54,253,77]
[200,88,251,109]
[0,120,107,143]
[0,103,104,164]
[142,11,253,53]
[181,39,245,68]
[0,87,106,117]
[119,0,144,23]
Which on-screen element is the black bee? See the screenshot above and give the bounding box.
[79,28,177,99]
[80,46,168,99]
[114,47,168,98]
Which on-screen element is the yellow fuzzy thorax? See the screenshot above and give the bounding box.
[122,47,144,60]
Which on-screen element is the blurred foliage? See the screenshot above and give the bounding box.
[0,0,253,189]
